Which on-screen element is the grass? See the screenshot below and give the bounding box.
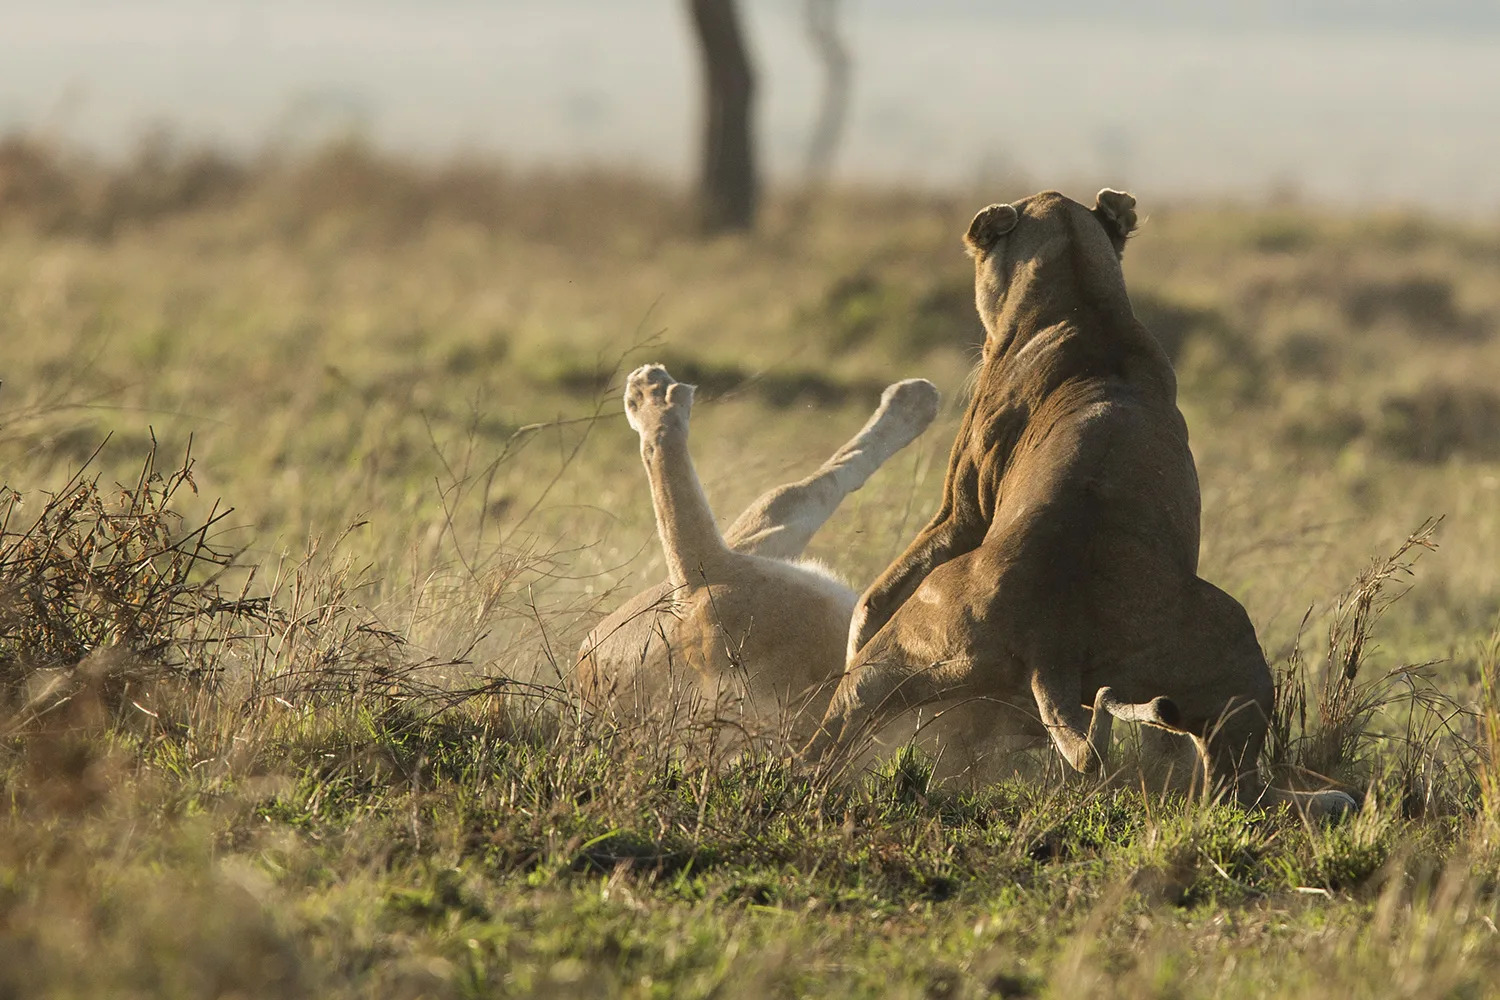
[2,136,1500,997]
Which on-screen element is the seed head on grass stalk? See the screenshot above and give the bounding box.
[1269,517,1445,790]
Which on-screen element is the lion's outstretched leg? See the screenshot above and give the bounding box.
[624,364,732,588]
[1089,687,1186,778]
[723,379,939,560]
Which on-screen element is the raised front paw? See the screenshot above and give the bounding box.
[624,363,695,440]
[875,378,941,441]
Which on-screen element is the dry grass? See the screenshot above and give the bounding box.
[1,138,1499,997]
[1479,631,1500,833]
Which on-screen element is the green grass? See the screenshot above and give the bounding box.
[3,139,1500,997]
[5,697,1498,998]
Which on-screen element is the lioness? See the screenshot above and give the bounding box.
[576,365,940,742]
[812,189,1351,813]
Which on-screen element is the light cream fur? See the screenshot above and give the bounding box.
[575,364,940,744]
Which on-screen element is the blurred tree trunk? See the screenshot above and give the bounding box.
[803,0,850,185]
[687,0,757,233]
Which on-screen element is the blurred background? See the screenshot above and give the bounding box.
[2,0,1498,672]
[4,0,1500,212]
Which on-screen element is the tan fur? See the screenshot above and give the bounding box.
[811,189,1352,817]
[576,365,940,744]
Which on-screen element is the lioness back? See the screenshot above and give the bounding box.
[817,189,1281,807]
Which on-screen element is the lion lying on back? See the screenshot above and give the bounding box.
[579,189,1353,817]
[575,368,940,743]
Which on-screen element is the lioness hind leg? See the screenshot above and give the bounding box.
[1163,580,1277,803]
[723,378,939,560]
[625,364,735,588]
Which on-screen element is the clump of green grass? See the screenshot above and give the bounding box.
[813,267,982,359]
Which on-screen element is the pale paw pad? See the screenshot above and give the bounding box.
[624,363,695,438]
[872,378,941,443]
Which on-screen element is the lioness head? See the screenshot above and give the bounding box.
[963,189,1139,348]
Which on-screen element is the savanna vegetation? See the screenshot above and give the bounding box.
[2,134,1500,998]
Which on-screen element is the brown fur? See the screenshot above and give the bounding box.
[813,189,1293,805]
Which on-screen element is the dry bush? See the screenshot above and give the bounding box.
[0,132,245,238]
[1280,383,1500,463]
[1272,328,1338,378]
[0,133,686,247]
[1373,383,1500,463]
[0,135,77,229]
[1341,274,1485,341]
[1130,289,1234,363]
[0,435,254,714]
[269,141,686,245]
[0,434,524,759]
[1130,288,1268,403]
[538,348,892,409]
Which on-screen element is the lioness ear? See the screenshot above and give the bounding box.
[964,203,1019,258]
[1091,188,1138,256]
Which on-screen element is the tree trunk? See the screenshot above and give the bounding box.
[687,0,757,233]
[803,0,851,185]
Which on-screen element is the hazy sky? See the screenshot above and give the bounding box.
[3,1,1498,211]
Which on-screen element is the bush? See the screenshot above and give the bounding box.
[1373,384,1500,463]
[818,269,984,359]
[1341,275,1484,341]
[0,437,251,709]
